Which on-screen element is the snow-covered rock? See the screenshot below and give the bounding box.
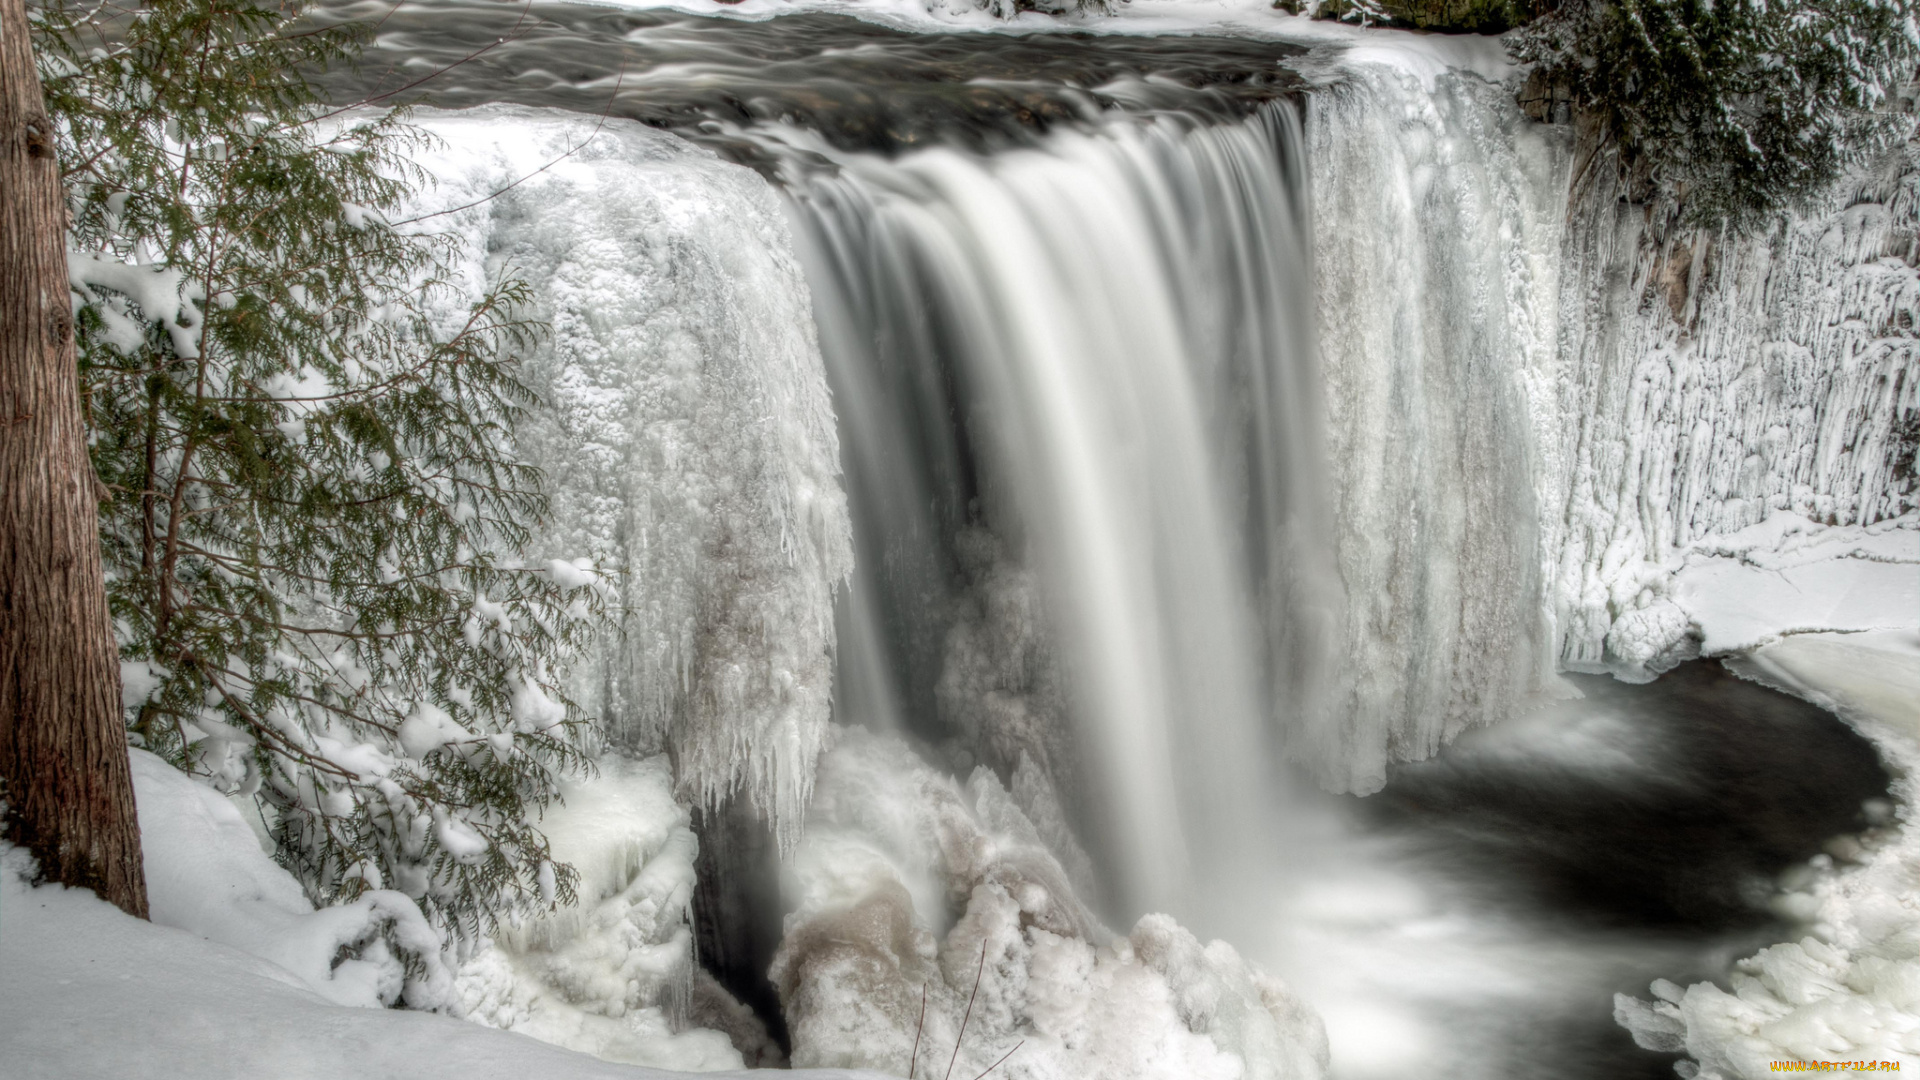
[451,755,743,1071]
[770,730,1329,1080]
[129,748,452,1010]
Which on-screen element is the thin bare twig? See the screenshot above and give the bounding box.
[909,982,927,1079]
[946,943,988,1080]
[972,1041,1023,1080]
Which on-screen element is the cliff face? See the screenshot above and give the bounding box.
[1546,127,1920,677]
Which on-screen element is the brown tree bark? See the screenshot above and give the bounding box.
[0,0,147,918]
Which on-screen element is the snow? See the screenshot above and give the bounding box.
[408,107,852,847]
[67,249,204,359]
[6,750,896,1079]
[128,747,454,1010]
[771,729,1329,1080]
[0,845,880,1080]
[451,756,744,1071]
[1673,515,1920,655]
[1616,632,1920,1077]
[1551,144,1920,678]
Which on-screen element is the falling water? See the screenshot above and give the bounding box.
[786,103,1330,920]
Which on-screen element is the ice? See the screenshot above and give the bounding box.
[1305,62,1574,792]
[128,748,453,1010]
[770,729,1329,1080]
[1673,515,1920,655]
[1616,632,1920,1077]
[1552,138,1920,676]
[409,107,852,846]
[450,756,746,1071]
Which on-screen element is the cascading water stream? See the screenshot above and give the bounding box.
[784,103,1332,922]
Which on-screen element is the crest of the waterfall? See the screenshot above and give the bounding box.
[785,104,1330,921]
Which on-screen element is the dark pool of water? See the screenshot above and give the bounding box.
[1359,661,1892,1079]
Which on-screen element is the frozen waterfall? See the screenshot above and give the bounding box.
[417,109,854,847]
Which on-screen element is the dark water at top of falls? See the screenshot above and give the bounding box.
[313,0,1306,168]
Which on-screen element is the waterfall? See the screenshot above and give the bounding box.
[781,103,1327,919]
[359,14,1918,1074]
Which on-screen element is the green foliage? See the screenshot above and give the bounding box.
[32,0,597,936]
[1512,0,1920,228]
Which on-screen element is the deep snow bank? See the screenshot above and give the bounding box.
[0,841,876,1080]
[128,749,452,1009]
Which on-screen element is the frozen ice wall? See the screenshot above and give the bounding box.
[1551,146,1920,676]
[1305,63,1574,794]
[415,108,852,845]
[450,755,747,1070]
[1308,55,1918,732]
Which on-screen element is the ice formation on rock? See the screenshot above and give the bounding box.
[1551,144,1920,676]
[772,729,1330,1080]
[1305,64,1573,793]
[413,108,852,845]
[448,755,746,1070]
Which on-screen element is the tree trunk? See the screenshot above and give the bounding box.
[0,0,147,918]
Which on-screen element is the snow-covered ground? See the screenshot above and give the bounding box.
[1617,630,1920,1077]
[0,778,877,1080]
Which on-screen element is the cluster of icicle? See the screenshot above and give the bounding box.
[1549,138,1920,673]
[420,108,853,850]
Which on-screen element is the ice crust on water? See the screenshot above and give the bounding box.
[1305,64,1573,793]
[450,755,745,1071]
[1616,632,1920,1077]
[128,748,454,1010]
[411,108,852,846]
[771,729,1330,1080]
